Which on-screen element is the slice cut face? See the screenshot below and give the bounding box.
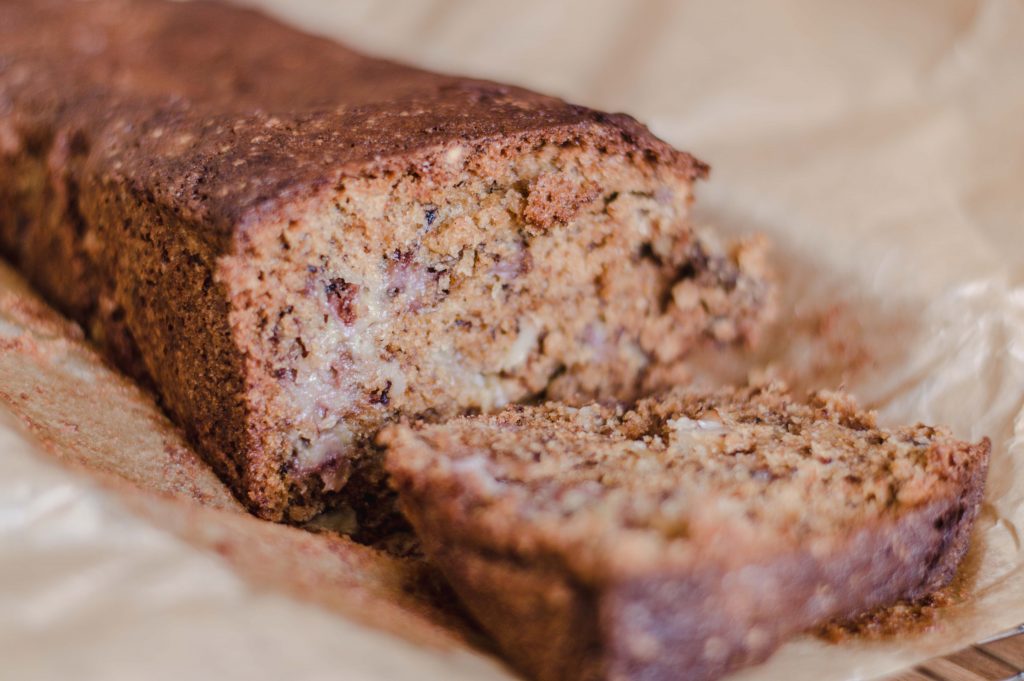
[381,384,990,681]
[223,132,773,523]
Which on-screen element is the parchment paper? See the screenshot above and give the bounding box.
[3,1,1023,679]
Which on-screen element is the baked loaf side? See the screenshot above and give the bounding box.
[382,385,990,681]
[0,0,774,522]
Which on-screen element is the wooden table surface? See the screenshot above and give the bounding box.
[887,628,1024,681]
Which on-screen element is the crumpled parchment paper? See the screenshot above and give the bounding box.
[2,0,1023,679]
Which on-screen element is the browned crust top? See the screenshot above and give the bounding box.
[0,0,707,244]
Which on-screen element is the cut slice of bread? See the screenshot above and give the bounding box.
[382,384,990,681]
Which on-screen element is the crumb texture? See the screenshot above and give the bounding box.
[229,139,772,521]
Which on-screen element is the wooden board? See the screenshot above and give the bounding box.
[888,628,1024,681]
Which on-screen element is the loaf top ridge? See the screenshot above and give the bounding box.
[0,0,707,242]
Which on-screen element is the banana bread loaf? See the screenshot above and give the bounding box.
[0,0,774,522]
[382,384,990,681]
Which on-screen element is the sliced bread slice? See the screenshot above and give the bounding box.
[381,384,989,681]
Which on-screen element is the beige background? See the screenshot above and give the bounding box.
[3,1,1024,679]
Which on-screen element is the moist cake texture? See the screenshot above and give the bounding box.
[383,384,990,681]
[0,0,774,522]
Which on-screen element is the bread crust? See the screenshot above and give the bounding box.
[0,0,705,242]
[404,485,985,681]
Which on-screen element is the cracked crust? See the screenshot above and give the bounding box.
[382,385,990,681]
